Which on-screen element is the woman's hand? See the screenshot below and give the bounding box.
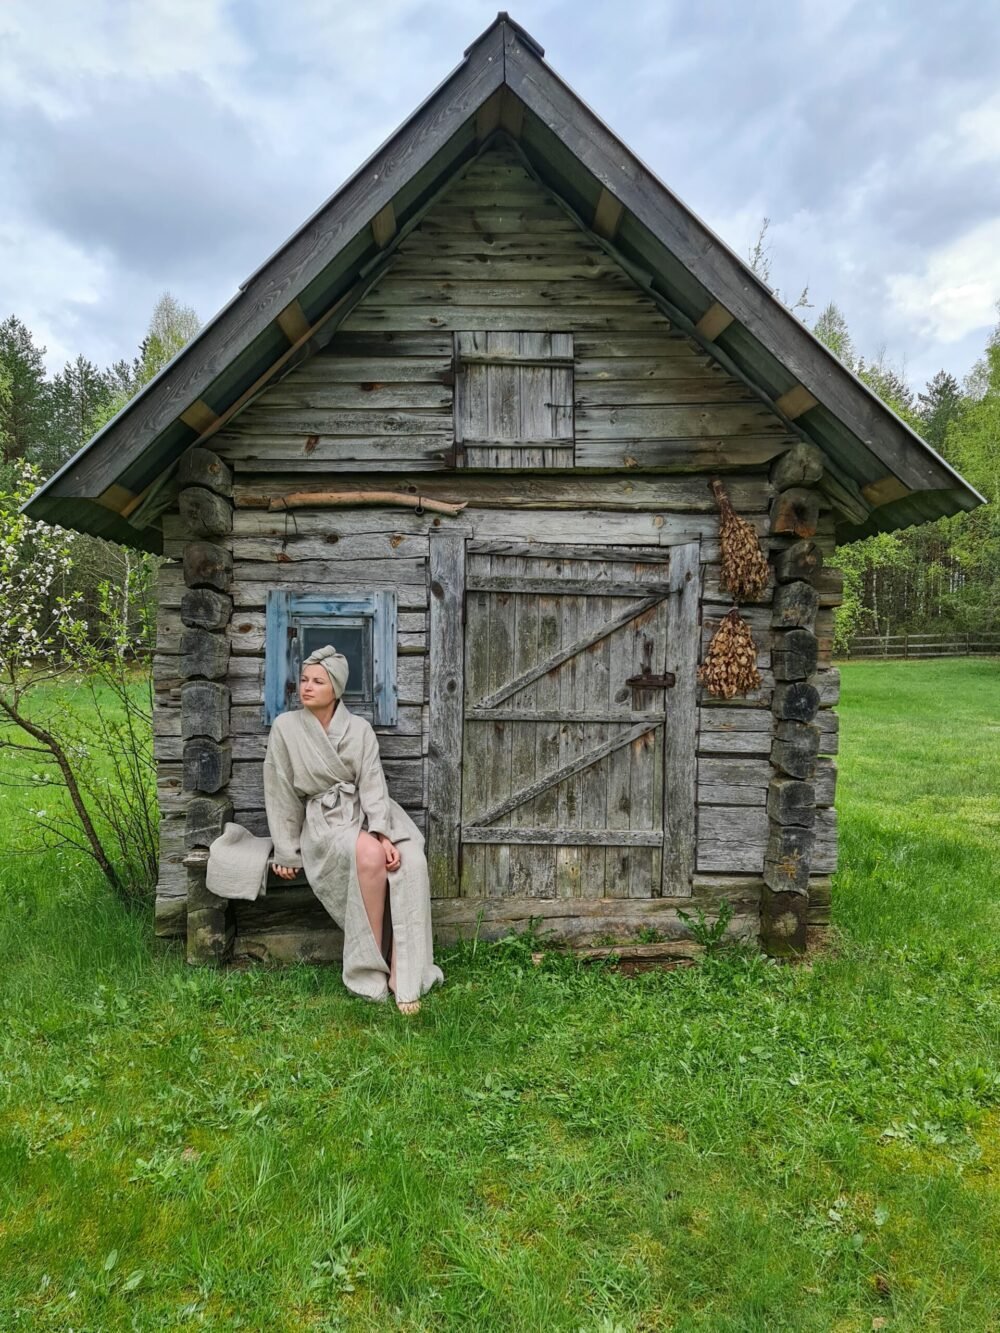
[376,834,401,872]
[271,863,299,881]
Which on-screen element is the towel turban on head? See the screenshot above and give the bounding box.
[302,644,350,700]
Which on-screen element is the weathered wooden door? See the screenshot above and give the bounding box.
[455,539,699,900]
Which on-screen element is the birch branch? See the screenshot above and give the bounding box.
[268,490,468,516]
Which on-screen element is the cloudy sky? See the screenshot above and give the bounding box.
[2,0,999,394]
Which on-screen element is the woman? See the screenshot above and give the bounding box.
[264,644,444,1014]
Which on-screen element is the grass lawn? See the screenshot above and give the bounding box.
[1,659,998,1331]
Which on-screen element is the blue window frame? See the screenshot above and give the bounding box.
[264,591,397,726]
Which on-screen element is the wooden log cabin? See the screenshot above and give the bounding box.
[26,15,984,965]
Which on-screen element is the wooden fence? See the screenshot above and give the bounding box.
[846,633,1000,660]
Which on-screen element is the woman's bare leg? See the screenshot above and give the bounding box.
[356,832,388,982]
[356,833,418,1012]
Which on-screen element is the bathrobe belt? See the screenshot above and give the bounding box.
[305,780,361,837]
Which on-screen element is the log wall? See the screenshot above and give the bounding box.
[153,142,843,962]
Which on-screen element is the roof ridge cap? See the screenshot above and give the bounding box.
[464,11,544,60]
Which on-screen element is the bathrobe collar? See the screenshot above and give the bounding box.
[327,699,351,746]
[302,698,352,748]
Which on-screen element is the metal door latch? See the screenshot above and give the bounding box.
[625,671,676,689]
[627,634,676,689]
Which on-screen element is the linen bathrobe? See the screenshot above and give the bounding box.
[263,702,444,1004]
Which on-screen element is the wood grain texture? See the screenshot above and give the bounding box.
[697,756,770,806]
[427,532,465,897]
[177,448,233,497]
[455,330,575,468]
[696,806,768,873]
[214,146,790,480]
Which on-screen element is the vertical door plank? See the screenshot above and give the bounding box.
[532,559,560,896]
[460,559,490,896]
[428,532,465,897]
[632,561,670,897]
[555,572,582,899]
[483,552,514,894]
[605,585,634,898]
[509,552,540,895]
[580,567,610,897]
[663,540,701,897]
[626,590,658,898]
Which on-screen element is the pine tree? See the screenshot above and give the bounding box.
[857,354,918,428]
[47,355,115,470]
[0,315,50,464]
[918,370,963,456]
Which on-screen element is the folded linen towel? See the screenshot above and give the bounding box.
[206,822,274,901]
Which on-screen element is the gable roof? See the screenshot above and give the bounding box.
[24,11,985,551]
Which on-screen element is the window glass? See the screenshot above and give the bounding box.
[298,619,372,701]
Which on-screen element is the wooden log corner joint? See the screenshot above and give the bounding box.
[178,448,236,965]
[763,445,828,957]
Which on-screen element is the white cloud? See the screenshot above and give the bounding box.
[0,217,109,371]
[0,0,248,118]
[954,92,1000,166]
[886,218,1000,344]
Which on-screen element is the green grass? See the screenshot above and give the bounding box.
[1,659,999,1330]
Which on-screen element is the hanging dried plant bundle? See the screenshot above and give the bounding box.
[710,477,770,601]
[698,608,762,699]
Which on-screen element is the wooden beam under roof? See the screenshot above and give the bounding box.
[819,473,871,526]
[694,302,734,342]
[862,474,913,507]
[180,399,221,434]
[774,385,818,421]
[592,187,623,241]
[371,202,397,249]
[95,483,136,514]
[276,300,311,345]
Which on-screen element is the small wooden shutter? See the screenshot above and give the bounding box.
[454,331,574,468]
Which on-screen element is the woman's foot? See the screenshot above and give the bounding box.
[396,998,420,1015]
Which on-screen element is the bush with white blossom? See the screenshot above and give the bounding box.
[0,464,158,900]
